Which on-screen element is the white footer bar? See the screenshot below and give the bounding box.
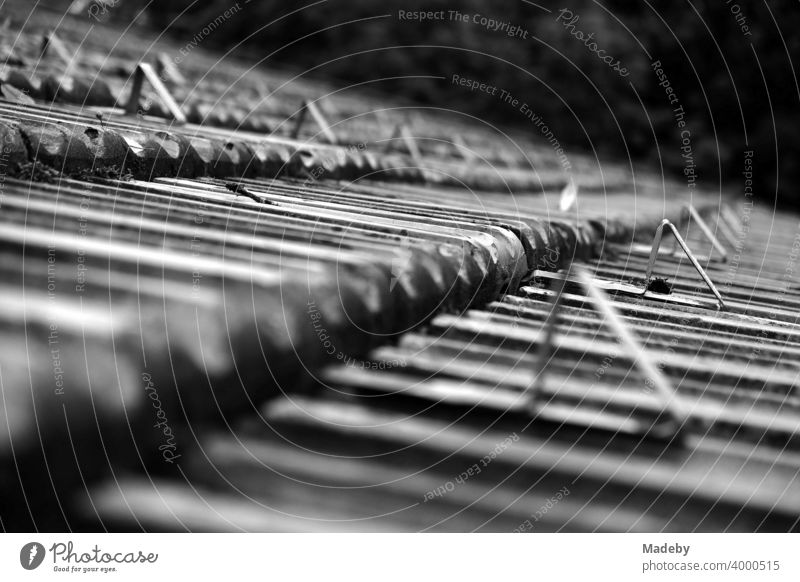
[1,533,796,581]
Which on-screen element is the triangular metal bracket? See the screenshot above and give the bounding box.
[390,123,423,166]
[708,204,743,251]
[125,63,187,124]
[529,264,688,440]
[452,134,476,162]
[155,52,186,86]
[40,32,74,69]
[671,205,727,262]
[291,99,337,144]
[646,218,726,310]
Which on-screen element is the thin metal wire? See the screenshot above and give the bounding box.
[529,262,572,403]
[452,134,475,161]
[292,100,338,143]
[709,206,740,250]
[40,31,73,67]
[679,205,728,262]
[306,100,338,144]
[528,264,687,440]
[125,63,187,124]
[391,123,423,166]
[577,267,688,438]
[722,204,743,233]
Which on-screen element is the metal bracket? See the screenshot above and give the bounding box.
[692,204,741,251]
[125,63,187,124]
[705,208,739,250]
[672,205,727,262]
[452,134,476,162]
[529,264,687,440]
[390,123,423,166]
[718,204,744,249]
[291,99,338,144]
[40,32,74,69]
[156,52,186,86]
[692,202,739,250]
[722,204,742,230]
[645,218,726,310]
[627,204,726,263]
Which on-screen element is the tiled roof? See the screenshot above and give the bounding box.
[1,5,797,532]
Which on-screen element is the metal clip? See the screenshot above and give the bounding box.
[646,219,726,310]
[291,99,338,144]
[125,63,187,124]
[529,264,687,440]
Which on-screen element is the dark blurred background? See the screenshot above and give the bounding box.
[114,0,798,207]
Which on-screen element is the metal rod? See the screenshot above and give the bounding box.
[685,205,728,262]
[452,134,475,161]
[156,52,186,86]
[290,106,307,140]
[292,100,337,144]
[710,207,740,250]
[125,63,187,124]
[392,123,423,166]
[124,66,145,116]
[527,264,687,440]
[40,32,73,67]
[722,204,742,232]
[529,262,571,406]
[305,100,338,144]
[575,267,688,439]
